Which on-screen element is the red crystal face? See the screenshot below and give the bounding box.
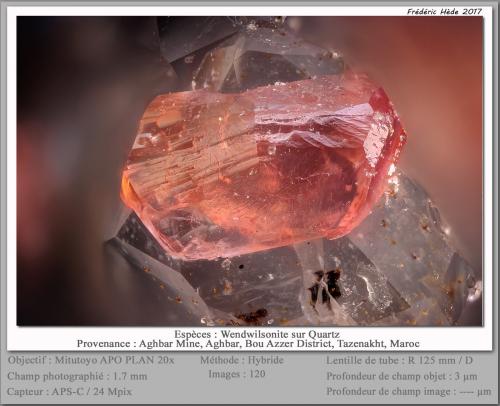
[121,72,406,260]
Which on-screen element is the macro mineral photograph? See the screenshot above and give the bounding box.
[17,16,483,326]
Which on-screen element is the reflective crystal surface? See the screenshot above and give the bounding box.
[111,171,480,326]
[121,72,406,260]
[193,27,344,92]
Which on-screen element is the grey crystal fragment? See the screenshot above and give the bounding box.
[178,246,304,325]
[294,238,408,326]
[158,17,238,64]
[193,27,344,92]
[348,171,480,325]
[108,237,214,326]
[325,238,410,324]
[294,238,356,326]
[114,213,303,325]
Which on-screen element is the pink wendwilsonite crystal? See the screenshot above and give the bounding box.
[121,72,406,260]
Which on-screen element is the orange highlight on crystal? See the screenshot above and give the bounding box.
[121,72,406,260]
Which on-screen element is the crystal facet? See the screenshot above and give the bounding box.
[121,72,406,260]
[193,27,344,92]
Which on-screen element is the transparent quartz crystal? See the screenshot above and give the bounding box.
[193,26,344,92]
[112,171,480,326]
